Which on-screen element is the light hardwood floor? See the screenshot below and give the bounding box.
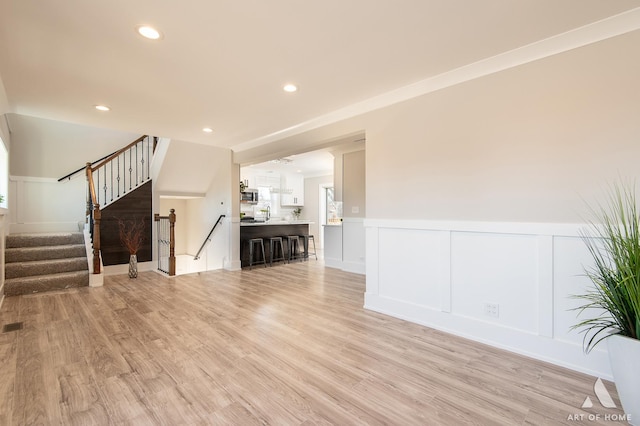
[0,261,627,425]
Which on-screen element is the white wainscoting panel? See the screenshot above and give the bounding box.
[364,219,612,380]
[552,236,604,348]
[378,228,442,309]
[9,175,86,233]
[450,232,538,334]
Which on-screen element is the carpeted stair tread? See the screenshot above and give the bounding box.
[4,232,90,297]
[5,244,86,263]
[4,270,90,296]
[6,232,84,248]
[5,257,89,279]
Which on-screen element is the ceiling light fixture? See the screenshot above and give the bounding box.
[94,105,110,111]
[270,157,293,164]
[283,84,298,93]
[202,127,213,133]
[136,25,162,40]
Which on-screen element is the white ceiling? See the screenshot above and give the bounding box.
[1,1,639,152]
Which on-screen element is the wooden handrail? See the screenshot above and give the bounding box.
[91,134,147,172]
[85,162,101,274]
[86,162,98,205]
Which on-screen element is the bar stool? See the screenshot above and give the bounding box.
[268,237,285,266]
[299,234,318,261]
[248,238,266,269]
[285,235,301,263]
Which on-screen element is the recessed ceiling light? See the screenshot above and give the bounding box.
[136,25,162,40]
[94,105,110,111]
[283,84,298,93]
[202,127,213,133]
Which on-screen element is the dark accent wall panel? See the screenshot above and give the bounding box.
[100,180,152,266]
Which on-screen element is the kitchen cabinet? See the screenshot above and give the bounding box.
[241,173,280,190]
[255,175,280,189]
[280,173,304,206]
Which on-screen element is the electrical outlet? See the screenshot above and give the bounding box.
[484,303,500,318]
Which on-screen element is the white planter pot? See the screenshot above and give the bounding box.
[608,334,640,425]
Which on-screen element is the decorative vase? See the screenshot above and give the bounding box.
[607,334,640,425]
[128,254,138,278]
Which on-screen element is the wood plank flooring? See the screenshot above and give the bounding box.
[0,261,627,425]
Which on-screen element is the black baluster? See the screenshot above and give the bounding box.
[123,152,127,194]
[141,138,145,181]
[135,142,139,186]
[116,155,120,198]
[97,168,100,206]
[110,160,113,202]
[147,136,150,180]
[129,148,132,190]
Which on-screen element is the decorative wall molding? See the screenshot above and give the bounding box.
[364,218,611,379]
[364,218,584,237]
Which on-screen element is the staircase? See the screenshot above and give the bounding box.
[4,233,90,296]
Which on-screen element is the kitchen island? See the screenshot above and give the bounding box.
[240,220,312,267]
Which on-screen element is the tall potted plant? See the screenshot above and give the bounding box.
[572,184,640,424]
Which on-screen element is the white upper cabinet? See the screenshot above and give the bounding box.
[280,173,304,206]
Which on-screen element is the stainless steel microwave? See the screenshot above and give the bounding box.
[240,189,259,204]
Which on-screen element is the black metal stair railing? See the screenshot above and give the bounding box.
[155,209,176,275]
[91,135,154,209]
[79,135,157,274]
[194,214,226,260]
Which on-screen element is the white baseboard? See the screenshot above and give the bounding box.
[224,259,242,271]
[103,261,155,276]
[341,260,366,275]
[324,258,366,275]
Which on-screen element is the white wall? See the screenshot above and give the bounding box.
[361,30,640,379]
[159,198,187,255]
[6,114,140,233]
[303,174,332,246]
[189,161,233,271]
[8,114,139,178]
[365,30,640,223]
[0,75,9,116]
[0,116,9,303]
[231,29,640,379]
[152,138,235,273]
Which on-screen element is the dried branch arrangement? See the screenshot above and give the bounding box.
[118,217,146,255]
